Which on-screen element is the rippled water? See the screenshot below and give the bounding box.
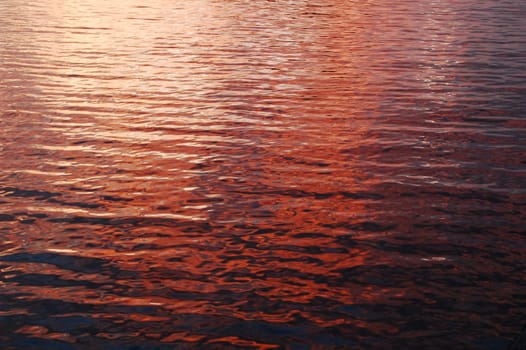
[1,0,525,349]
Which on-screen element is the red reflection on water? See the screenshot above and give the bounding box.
[1,0,525,348]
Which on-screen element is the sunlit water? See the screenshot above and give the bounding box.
[1,0,525,349]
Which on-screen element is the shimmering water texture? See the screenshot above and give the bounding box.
[1,0,526,349]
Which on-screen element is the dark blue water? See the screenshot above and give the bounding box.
[1,0,525,349]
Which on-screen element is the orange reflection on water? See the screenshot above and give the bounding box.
[0,0,385,345]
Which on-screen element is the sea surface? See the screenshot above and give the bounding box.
[1,0,525,349]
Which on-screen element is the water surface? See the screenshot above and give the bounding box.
[1,0,525,349]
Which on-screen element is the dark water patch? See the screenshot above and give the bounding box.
[0,253,111,275]
[46,198,101,209]
[1,187,61,200]
[100,195,133,202]
[291,232,330,239]
[1,271,105,290]
[0,214,16,221]
[324,221,397,232]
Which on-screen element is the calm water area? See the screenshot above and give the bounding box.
[1,0,525,349]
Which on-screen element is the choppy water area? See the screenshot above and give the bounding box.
[1,0,525,348]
